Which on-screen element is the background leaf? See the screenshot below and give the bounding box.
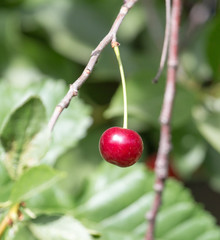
[10,226,38,240]
[193,99,220,153]
[27,185,73,215]
[105,71,195,131]
[9,165,64,203]
[172,122,206,179]
[29,215,92,240]
[0,97,47,178]
[206,14,220,81]
[0,161,13,203]
[75,163,220,240]
[0,79,93,166]
[0,1,219,239]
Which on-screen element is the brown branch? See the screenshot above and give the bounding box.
[146,1,182,240]
[152,0,171,83]
[48,0,138,132]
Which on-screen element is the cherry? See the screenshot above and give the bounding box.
[99,45,143,167]
[146,153,180,180]
[99,127,143,167]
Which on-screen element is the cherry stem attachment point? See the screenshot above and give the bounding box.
[113,45,128,129]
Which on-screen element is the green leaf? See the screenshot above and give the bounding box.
[27,185,73,215]
[196,229,220,240]
[35,80,92,165]
[100,229,137,240]
[0,160,11,185]
[156,202,196,237]
[21,0,147,80]
[7,225,38,240]
[193,101,220,153]
[0,81,32,130]
[0,11,22,75]
[9,165,64,203]
[163,215,216,240]
[203,146,220,192]
[20,36,80,83]
[0,157,12,203]
[0,97,47,178]
[23,0,95,64]
[29,215,92,240]
[118,5,146,43]
[0,79,92,166]
[172,122,206,178]
[76,164,154,222]
[206,14,220,81]
[75,163,219,240]
[54,125,109,200]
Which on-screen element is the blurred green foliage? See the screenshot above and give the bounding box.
[0,0,220,239]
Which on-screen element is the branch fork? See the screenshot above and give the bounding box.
[47,1,182,240]
[48,0,138,132]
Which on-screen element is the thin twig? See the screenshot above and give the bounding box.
[146,1,182,240]
[48,0,138,132]
[152,0,171,83]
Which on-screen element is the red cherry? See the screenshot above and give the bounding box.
[146,153,180,180]
[99,127,143,167]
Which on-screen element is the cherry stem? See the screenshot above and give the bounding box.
[113,45,128,129]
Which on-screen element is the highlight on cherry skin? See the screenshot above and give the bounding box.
[99,127,144,167]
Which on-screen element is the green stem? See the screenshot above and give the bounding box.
[0,203,20,237]
[114,46,128,129]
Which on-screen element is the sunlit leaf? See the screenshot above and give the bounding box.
[8,225,38,240]
[0,79,92,166]
[29,215,92,240]
[0,97,47,178]
[9,165,64,203]
[27,185,73,215]
[75,163,220,240]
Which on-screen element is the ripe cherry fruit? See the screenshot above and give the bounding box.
[99,44,143,167]
[146,153,180,180]
[99,127,143,167]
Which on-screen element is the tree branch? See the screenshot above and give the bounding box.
[48,0,138,132]
[145,1,182,240]
[152,0,171,83]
